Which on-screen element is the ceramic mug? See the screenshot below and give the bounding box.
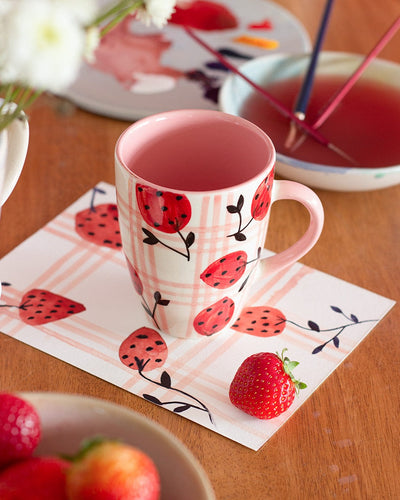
[115,110,324,339]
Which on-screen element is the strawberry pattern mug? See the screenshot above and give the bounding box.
[115,110,324,339]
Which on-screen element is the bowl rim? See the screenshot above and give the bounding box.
[21,391,216,500]
[219,50,400,175]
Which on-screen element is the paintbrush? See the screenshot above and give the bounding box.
[285,0,335,148]
[184,26,355,164]
[290,15,400,152]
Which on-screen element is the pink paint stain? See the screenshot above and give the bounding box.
[92,17,183,92]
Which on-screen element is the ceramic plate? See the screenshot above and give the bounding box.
[63,0,310,120]
[22,392,215,500]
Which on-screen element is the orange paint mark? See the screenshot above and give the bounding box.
[234,35,279,50]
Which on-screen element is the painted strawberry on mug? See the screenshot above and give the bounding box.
[125,260,170,330]
[251,173,273,220]
[193,297,235,336]
[200,251,247,289]
[75,186,122,249]
[136,184,195,260]
[227,172,273,240]
[0,287,86,325]
[200,248,261,291]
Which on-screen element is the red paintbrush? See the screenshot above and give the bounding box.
[184,26,355,164]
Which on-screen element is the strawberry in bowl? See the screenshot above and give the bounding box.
[0,393,41,468]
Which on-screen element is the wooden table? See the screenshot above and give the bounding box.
[1,1,399,498]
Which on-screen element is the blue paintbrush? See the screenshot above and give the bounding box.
[286,0,336,146]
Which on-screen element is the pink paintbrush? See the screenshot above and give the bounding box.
[184,26,355,164]
[311,16,400,130]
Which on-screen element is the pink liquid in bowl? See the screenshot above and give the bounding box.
[239,74,400,168]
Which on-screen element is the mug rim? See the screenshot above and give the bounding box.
[115,109,276,195]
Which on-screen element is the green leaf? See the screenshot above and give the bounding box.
[286,361,299,371]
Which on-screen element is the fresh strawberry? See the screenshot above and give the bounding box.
[75,187,122,249]
[193,297,235,336]
[15,289,86,325]
[251,173,273,221]
[119,327,168,372]
[231,306,286,337]
[169,0,238,31]
[200,251,247,289]
[0,456,70,499]
[65,439,160,500]
[0,393,41,468]
[136,184,191,234]
[229,349,306,419]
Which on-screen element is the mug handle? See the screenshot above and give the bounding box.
[260,180,324,274]
[0,115,29,206]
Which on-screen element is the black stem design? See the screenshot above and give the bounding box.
[136,358,214,425]
[287,318,375,333]
[226,195,254,241]
[89,186,106,212]
[140,292,170,331]
[238,247,262,292]
[284,306,378,354]
[0,299,30,311]
[142,227,194,261]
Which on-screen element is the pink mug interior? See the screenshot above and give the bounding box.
[116,109,275,192]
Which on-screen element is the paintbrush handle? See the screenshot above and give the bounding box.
[312,15,400,129]
[294,0,335,116]
[184,26,331,147]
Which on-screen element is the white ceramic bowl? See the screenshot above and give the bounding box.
[22,393,215,500]
[219,52,400,191]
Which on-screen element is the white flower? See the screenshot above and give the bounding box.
[136,0,177,29]
[0,0,86,92]
[55,0,98,25]
[84,26,101,63]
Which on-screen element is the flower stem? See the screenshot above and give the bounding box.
[88,0,144,36]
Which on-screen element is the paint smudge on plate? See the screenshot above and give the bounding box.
[234,34,279,50]
[130,73,177,94]
[169,0,238,31]
[92,17,183,92]
[248,19,273,30]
